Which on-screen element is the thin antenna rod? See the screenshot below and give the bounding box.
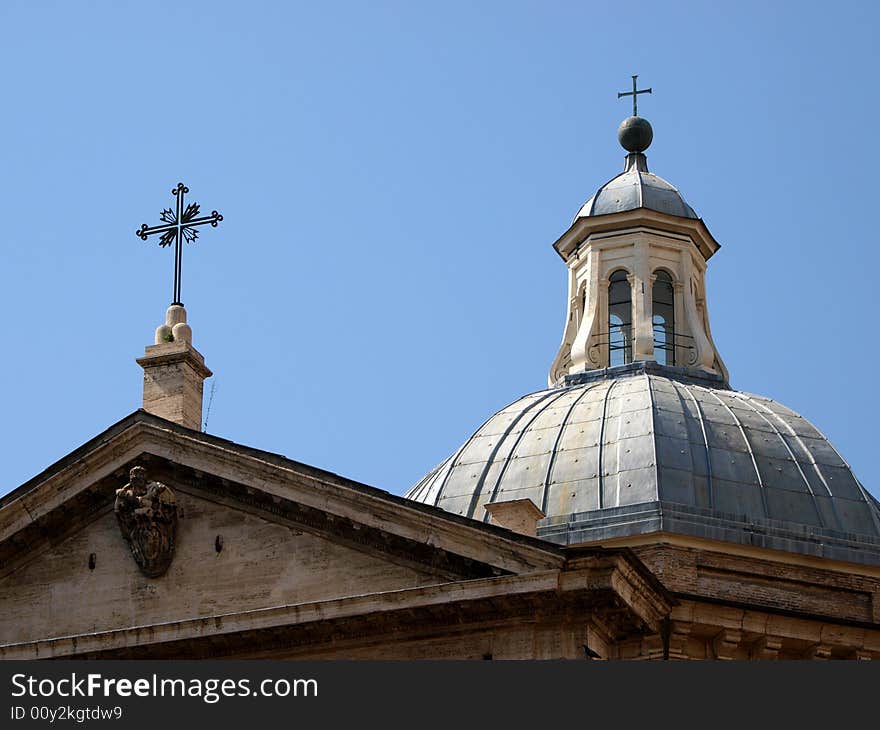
[203,379,217,432]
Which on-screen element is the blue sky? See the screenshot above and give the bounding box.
[1,0,878,500]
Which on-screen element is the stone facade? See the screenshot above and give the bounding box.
[1,110,875,661]
[0,412,878,660]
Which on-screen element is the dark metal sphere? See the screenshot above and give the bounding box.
[618,116,653,152]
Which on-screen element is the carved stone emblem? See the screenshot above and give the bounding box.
[115,466,178,577]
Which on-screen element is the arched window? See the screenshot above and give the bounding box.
[608,270,632,366]
[652,270,675,366]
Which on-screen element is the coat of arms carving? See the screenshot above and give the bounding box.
[115,466,178,577]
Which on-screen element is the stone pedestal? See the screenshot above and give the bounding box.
[136,305,211,430]
[484,499,545,537]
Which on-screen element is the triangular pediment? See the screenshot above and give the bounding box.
[0,411,568,654]
[0,489,457,647]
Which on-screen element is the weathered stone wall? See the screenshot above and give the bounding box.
[633,543,880,624]
[243,620,592,660]
[0,490,442,646]
[625,543,880,659]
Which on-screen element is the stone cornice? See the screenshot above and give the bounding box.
[553,209,720,262]
[135,341,212,379]
[0,554,672,659]
[0,411,566,579]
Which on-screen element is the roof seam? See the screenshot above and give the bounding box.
[426,394,547,508]
[463,390,563,521]
[732,392,830,530]
[803,418,880,524]
[481,388,575,522]
[596,379,619,510]
[646,374,660,506]
[745,397,836,499]
[673,381,714,510]
[407,456,450,504]
[701,386,770,519]
[636,165,644,210]
[752,396,880,537]
[541,382,604,514]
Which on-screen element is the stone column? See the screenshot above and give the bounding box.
[631,242,655,361]
[672,281,685,366]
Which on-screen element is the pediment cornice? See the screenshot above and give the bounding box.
[0,411,565,580]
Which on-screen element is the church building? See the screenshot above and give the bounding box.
[2,93,879,660]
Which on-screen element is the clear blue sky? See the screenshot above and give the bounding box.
[1,1,878,501]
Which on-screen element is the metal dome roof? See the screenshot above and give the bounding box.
[575,152,698,221]
[407,364,880,565]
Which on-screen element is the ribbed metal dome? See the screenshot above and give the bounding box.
[407,365,880,564]
[575,152,697,221]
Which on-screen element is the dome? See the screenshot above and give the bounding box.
[407,364,880,565]
[575,152,698,221]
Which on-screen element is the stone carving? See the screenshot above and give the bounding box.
[115,466,178,577]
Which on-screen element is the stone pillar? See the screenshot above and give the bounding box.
[136,305,212,430]
[672,281,685,366]
[631,243,655,362]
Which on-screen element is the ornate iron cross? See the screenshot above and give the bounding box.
[618,75,652,117]
[136,183,223,306]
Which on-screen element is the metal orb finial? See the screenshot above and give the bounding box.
[618,116,653,153]
[617,75,654,153]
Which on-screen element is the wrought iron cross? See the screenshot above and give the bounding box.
[136,183,223,306]
[618,75,652,117]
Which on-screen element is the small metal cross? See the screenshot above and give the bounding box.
[136,183,223,306]
[618,75,652,117]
